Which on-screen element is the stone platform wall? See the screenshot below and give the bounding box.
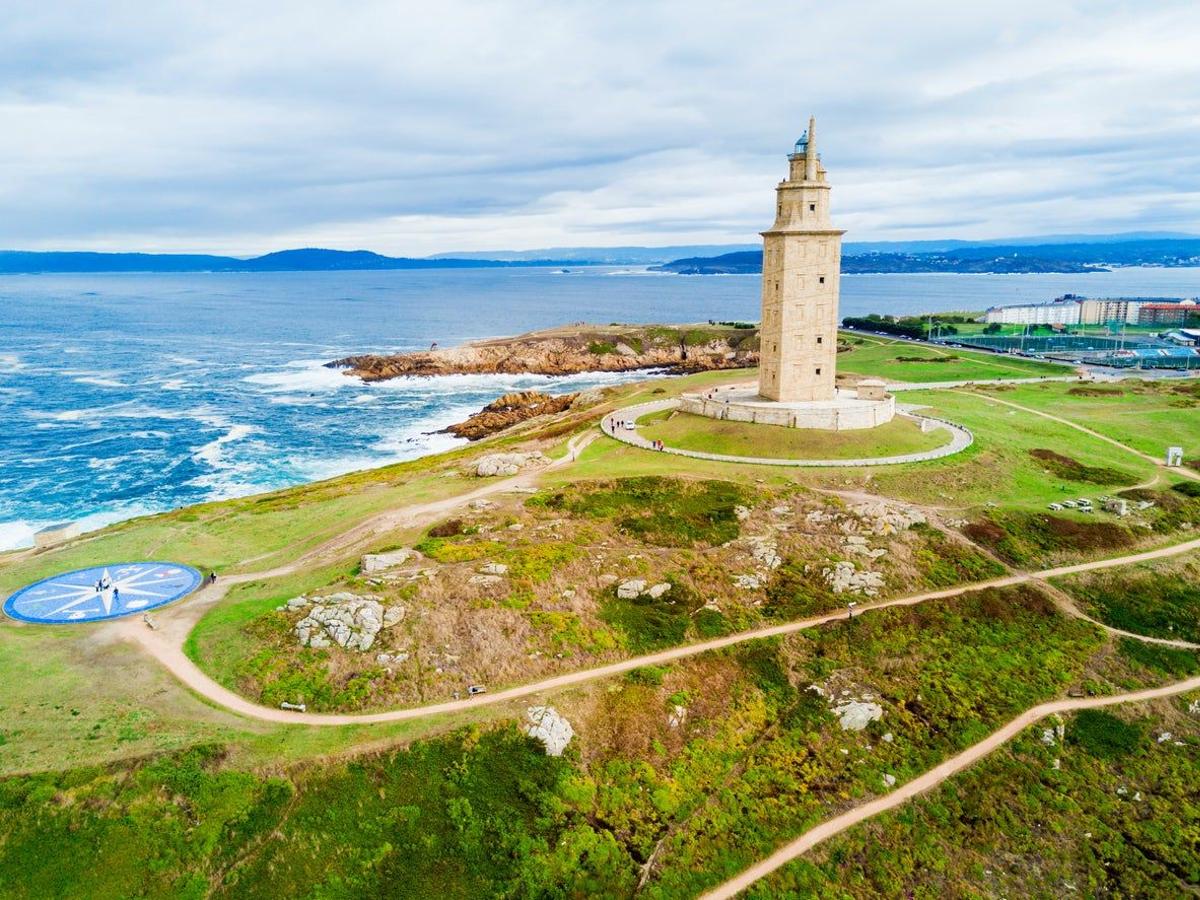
[678,393,895,431]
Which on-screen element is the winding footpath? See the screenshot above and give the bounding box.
[111,520,1200,728]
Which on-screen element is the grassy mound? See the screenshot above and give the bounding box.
[637,411,950,461]
[535,476,752,547]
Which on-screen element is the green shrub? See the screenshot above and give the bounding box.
[625,665,669,686]
[1069,709,1144,759]
[1028,448,1134,485]
[1117,638,1200,677]
[1068,570,1200,642]
[600,579,702,653]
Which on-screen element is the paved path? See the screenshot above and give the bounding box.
[601,400,972,468]
[700,670,1200,900]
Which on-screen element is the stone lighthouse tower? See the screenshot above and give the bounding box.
[758,117,844,402]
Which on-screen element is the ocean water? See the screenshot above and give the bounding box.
[3,264,1200,551]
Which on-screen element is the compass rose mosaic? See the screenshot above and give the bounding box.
[3,562,202,624]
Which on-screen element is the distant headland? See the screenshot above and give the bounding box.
[3,233,1199,274]
[652,237,1200,275]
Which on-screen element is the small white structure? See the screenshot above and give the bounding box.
[1167,446,1184,467]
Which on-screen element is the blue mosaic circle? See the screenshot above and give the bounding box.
[3,562,202,624]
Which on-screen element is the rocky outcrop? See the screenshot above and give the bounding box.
[473,451,550,477]
[822,561,884,595]
[524,706,574,756]
[326,324,759,382]
[290,593,405,652]
[361,548,419,574]
[442,391,578,441]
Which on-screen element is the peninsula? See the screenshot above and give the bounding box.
[327,322,760,380]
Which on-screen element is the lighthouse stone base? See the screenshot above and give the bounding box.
[679,383,895,431]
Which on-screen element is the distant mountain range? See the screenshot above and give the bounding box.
[1,233,1198,273]
[0,248,573,274]
[652,238,1200,275]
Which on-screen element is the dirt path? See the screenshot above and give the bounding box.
[114,517,1200,726]
[699,671,1200,900]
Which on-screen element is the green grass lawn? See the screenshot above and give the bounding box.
[838,333,1072,382]
[965,379,1200,460]
[636,409,950,460]
[861,388,1160,508]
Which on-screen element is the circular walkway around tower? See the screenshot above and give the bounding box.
[4,562,203,624]
[601,399,972,468]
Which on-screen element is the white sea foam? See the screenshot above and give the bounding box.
[0,521,35,551]
[0,353,24,373]
[243,359,351,393]
[74,376,127,388]
[192,423,257,469]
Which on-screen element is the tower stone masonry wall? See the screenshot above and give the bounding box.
[758,117,845,403]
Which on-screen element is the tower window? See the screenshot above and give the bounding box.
[815,367,822,375]
[809,203,816,211]
[816,336,822,344]
[819,276,826,284]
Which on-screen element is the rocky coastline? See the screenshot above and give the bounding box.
[326,323,760,382]
[439,391,579,441]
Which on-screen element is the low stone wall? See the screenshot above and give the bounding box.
[678,393,895,431]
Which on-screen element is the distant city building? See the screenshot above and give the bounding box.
[984,294,1196,327]
[1079,297,1141,325]
[1138,300,1198,326]
[983,298,1081,325]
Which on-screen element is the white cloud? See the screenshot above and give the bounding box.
[1,0,1198,253]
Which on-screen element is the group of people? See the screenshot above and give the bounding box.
[94,575,119,603]
[649,439,666,451]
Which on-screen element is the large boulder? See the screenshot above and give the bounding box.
[443,391,578,441]
[524,706,574,756]
[361,548,418,574]
[294,593,405,652]
[474,451,551,478]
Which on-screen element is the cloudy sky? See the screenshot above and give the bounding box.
[3,0,1199,255]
